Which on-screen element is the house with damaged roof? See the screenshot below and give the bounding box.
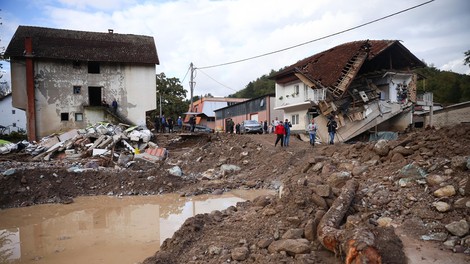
[4,26,159,141]
[270,40,425,143]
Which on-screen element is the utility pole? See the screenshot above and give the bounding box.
[189,62,195,112]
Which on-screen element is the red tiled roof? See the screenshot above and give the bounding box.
[272,40,424,87]
[5,26,159,64]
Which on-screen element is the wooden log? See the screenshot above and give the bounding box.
[317,180,382,264]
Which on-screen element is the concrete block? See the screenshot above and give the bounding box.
[93,149,109,156]
[39,136,60,149]
[59,129,79,142]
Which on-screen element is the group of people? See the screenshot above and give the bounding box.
[154,115,183,133]
[274,115,338,148]
[273,118,292,147]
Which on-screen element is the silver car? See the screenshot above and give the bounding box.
[240,120,263,134]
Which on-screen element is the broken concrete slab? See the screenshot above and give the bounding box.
[59,129,79,142]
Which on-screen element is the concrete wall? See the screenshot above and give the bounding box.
[10,59,156,138]
[422,103,470,128]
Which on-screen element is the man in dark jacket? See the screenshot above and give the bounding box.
[327,115,337,144]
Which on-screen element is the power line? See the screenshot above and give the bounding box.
[198,0,434,70]
[180,64,191,83]
[197,68,238,92]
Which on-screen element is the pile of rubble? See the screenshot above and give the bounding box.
[0,122,168,166]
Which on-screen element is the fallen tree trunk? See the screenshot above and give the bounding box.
[317,180,382,264]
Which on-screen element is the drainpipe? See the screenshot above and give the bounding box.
[25,37,37,141]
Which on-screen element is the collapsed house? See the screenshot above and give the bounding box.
[270,40,426,143]
[4,26,160,141]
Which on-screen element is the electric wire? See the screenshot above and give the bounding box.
[180,64,191,83]
[197,0,434,70]
[197,68,238,92]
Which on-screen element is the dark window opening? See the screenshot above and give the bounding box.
[12,110,16,114]
[88,86,102,106]
[207,117,215,122]
[73,60,81,69]
[61,113,69,121]
[73,86,81,94]
[88,61,100,74]
[12,123,16,127]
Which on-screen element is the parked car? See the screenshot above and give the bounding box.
[240,120,263,134]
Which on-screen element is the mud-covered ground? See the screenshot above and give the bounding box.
[1,125,470,263]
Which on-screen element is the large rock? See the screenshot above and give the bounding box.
[231,246,249,261]
[374,139,390,156]
[267,239,311,255]
[433,185,456,198]
[282,229,304,239]
[445,220,469,237]
[451,156,468,171]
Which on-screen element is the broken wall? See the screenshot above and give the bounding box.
[14,59,156,138]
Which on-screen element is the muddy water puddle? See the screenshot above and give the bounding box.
[0,189,274,264]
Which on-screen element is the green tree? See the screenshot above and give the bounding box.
[464,50,470,67]
[415,65,470,104]
[229,70,277,98]
[155,73,188,120]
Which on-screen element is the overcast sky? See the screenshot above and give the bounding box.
[1,0,469,97]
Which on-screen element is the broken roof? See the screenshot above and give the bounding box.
[271,40,425,87]
[4,26,159,65]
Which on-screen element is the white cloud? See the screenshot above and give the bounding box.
[2,0,470,97]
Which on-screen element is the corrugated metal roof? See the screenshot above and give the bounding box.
[4,26,159,64]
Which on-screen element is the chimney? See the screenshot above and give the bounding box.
[108,29,114,34]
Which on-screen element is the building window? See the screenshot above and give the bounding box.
[61,113,69,121]
[12,110,15,114]
[294,85,299,95]
[291,114,299,125]
[73,61,81,69]
[73,86,81,94]
[88,61,100,74]
[12,123,16,127]
[75,113,83,122]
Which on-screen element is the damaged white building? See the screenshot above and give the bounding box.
[270,40,425,143]
[4,26,160,141]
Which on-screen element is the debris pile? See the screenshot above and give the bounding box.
[0,123,168,166]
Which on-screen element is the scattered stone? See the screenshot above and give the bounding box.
[426,174,446,186]
[312,185,331,197]
[432,201,451,212]
[445,220,469,237]
[433,185,456,198]
[282,229,304,239]
[267,239,311,255]
[168,166,183,177]
[2,168,16,176]
[377,217,393,227]
[231,246,249,261]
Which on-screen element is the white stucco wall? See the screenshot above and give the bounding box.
[0,95,27,133]
[11,59,156,138]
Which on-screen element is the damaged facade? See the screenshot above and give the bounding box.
[271,40,425,143]
[4,26,160,141]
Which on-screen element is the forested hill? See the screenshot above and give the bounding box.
[415,66,470,105]
[229,66,470,105]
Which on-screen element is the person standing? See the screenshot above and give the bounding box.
[327,115,338,144]
[263,120,268,134]
[307,118,318,147]
[154,115,161,133]
[274,120,286,147]
[235,123,241,134]
[284,119,292,147]
[189,115,196,132]
[161,115,167,133]
[167,116,174,133]
[177,116,183,131]
[111,99,118,114]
